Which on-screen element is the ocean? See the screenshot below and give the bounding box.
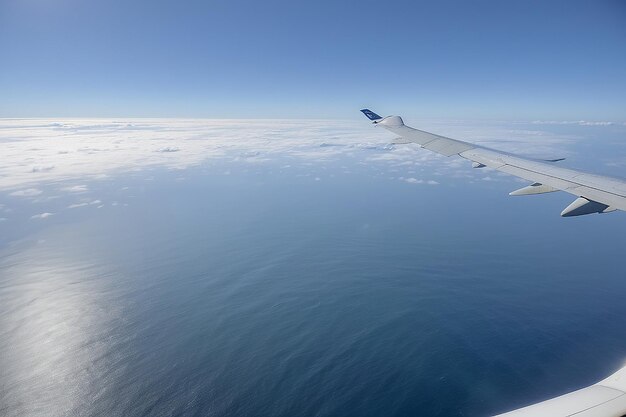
[1,119,625,416]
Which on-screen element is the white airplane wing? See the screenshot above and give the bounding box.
[360,109,626,217]
[494,365,626,417]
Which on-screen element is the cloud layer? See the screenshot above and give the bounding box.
[0,118,598,194]
[1,118,623,226]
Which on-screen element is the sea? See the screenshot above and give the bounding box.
[1,119,625,416]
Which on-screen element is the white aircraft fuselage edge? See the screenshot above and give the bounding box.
[360,109,626,217]
[361,109,626,416]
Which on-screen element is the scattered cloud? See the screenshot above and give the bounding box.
[10,188,42,197]
[67,199,102,209]
[402,177,439,185]
[531,120,614,126]
[31,165,55,173]
[61,185,88,193]
[31,212,54,219]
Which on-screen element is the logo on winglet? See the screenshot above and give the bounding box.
[360,109,383,121]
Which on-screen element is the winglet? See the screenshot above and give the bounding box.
[360,109,383,122]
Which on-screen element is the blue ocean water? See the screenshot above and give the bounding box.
[1,124,626,417]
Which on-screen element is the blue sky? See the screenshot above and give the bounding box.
[1,0,625,119]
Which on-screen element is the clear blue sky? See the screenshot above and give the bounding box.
[1,0,625,119]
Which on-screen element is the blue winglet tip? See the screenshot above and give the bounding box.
[360,109,382,121]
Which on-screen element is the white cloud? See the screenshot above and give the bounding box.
[31,212,54,219]
[0,118,616,193]
[61,185,88,193]
[579,121,614,126]
[0,119,390,190]
[67,199,101,209]
[531,120,614,126]
[10,188,42,197]
[403,177,439,185]
[31,165,55,173]
[404,177,423,184]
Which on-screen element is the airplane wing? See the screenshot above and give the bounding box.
[360,109,626,217]
[494,365,626,417]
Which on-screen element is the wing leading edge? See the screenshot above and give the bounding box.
[360,109,626,217]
